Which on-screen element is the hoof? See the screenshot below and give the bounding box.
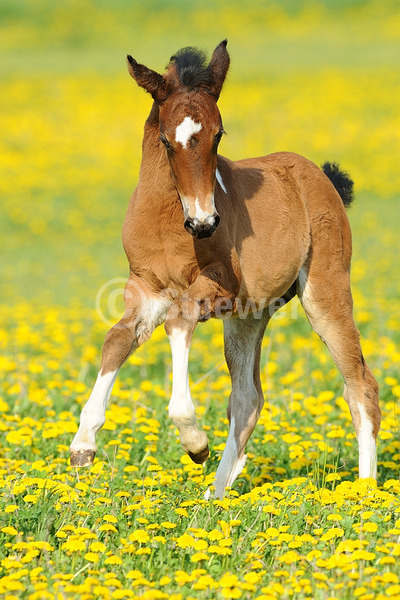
[70,449,96,467]
[188,444,209,464]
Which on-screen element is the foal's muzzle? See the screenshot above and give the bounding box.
[184,214,220,239]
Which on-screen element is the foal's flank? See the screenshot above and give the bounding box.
[70,41,380,497]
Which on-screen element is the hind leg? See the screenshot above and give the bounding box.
[212,315,268,498]
[299,266,380,479]
[210,287,297,498]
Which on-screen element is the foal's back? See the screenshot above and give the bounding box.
[214,151,350,304]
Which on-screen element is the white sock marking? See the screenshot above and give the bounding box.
[358,404,377,479]
[71,369,119,452]
[213,416,247,498]
[175,116,202,149]
[216,168,227,193]
[168,329,194,422]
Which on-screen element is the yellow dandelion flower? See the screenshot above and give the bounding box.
[386,585,400,596]
[21,550,39,563]
[1,557,25,569]
[381,573,399,584]
[5,505,18,513]
[190,552,208,562]
[1,526,18,535]
[27,541,53,552]
[136,547,151,555]
[61,539,86,552]
[208,545,232,555]
[279,551,301,565]
[176,533,195,548]
[193,539,208,551]
[221,589,241,599]
[313,573,328,581]
[90,461,104,474]
[350,550,376,561]
[362,522,378,533]
[84,552,99,563]
[126,570,142,579]
[244,572,261,584]
[219,573,239,588]
[320,528,344,542]
[207,529,223,541]
[90,541,106,553]
[103,514,118,523]
[129,530,150,543]
[104,555,122,565]
[380,557,396,565]
[23,494,38,504]
[98,524,118,533]
[327,513,343,521]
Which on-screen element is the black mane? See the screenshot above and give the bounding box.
[168,46,212,90]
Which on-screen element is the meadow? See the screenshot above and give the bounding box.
[0,1,400,598]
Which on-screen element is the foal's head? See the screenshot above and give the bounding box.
[127,41,230,239]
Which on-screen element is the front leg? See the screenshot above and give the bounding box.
[165,268,236,464]
[166,316,209,464]
[70,276,170,466]
[165,322,209,464]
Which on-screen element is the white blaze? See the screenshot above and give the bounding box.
[175,116,202,149]
[194,198,214,222]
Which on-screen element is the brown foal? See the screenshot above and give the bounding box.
[70,41,380,497]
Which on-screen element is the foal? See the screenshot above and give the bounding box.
[70,41,380,497]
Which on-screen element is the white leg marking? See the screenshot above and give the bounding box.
[216,168,227,193]
[168,329,194,423]
[70,369,119,452]
[213,416,247,498]
[358,404,377,479]
[168,327,208,457]
[175,116,202,149]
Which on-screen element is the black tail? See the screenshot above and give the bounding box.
[322,161,354,208]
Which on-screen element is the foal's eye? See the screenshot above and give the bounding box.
[214,130,224,146]
[160,136,174,152]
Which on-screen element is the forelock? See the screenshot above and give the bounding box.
[167,47,213,91]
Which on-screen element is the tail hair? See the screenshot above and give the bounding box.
[322,161,354,208]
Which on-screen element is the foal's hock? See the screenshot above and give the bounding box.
[70,41,380,497]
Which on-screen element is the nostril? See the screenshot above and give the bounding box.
[184,218,197,236]
[213,213,220,229]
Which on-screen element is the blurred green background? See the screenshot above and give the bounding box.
[1,0,399,315]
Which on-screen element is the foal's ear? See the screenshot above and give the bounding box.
[127,55,169,103]
[207,40,230,101]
